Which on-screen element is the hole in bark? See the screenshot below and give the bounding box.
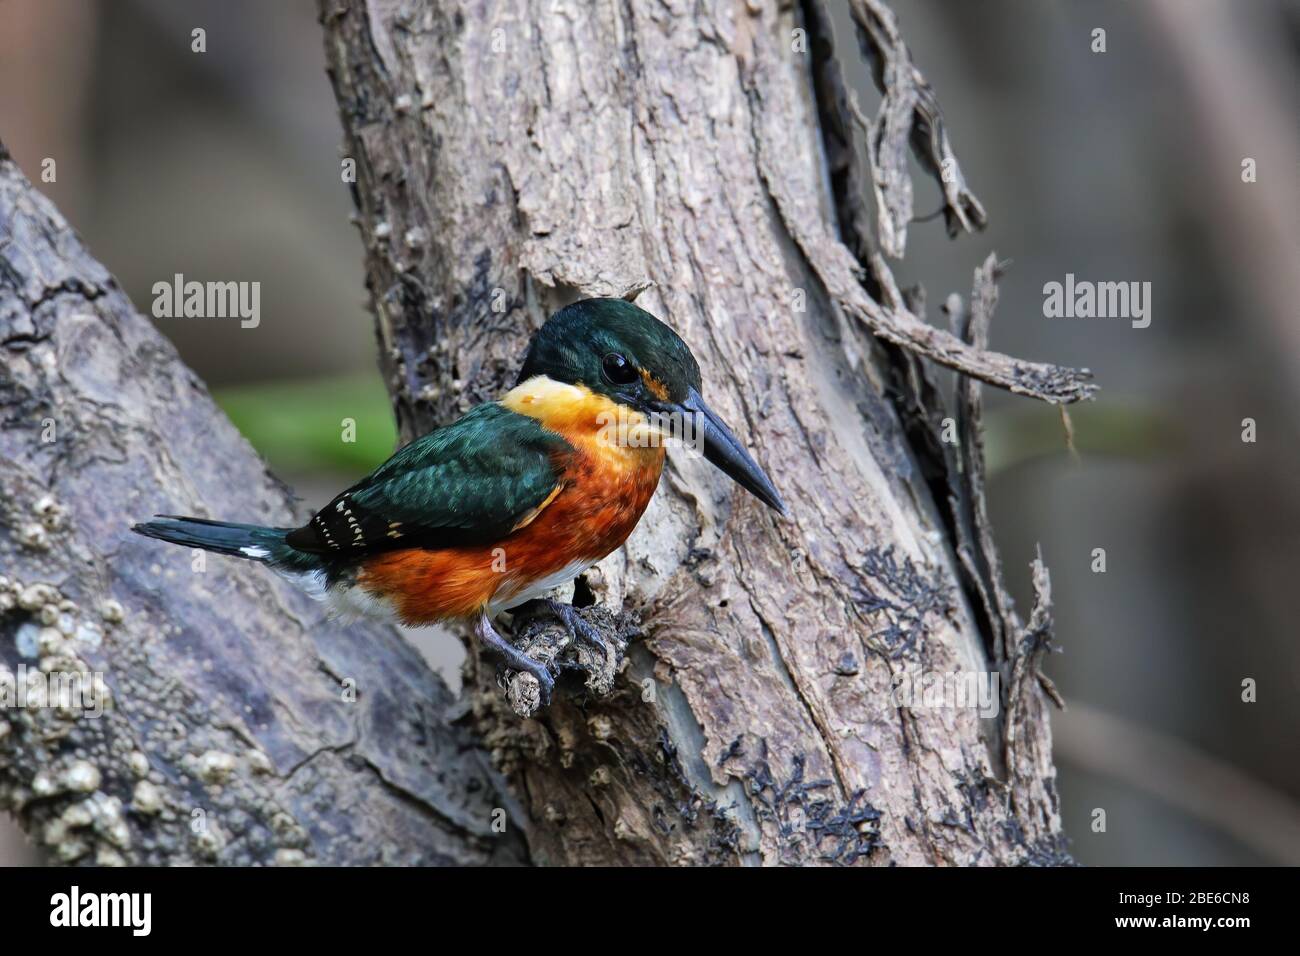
[572,574,596,608]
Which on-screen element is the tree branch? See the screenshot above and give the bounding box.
[0,144,525,865]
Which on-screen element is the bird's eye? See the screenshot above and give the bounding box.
[601,352,638,386]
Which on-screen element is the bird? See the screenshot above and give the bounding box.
[133,298,786,704]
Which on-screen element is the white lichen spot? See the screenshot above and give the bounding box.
[373,220,392,239]
[36,627,64,657]
[18,583,58,610]
[197,750,237,785]
[31,770,57,797]
[269,812,300,841]
[19,523,49,550]
[96,846,127,867]
[194,825,225,857]
[56,838,89,862]
[98,808,131,849]
[247,749,273,775]
[132,780,164,815]
[43,818,68,846]
[61,802,92,828]
[99,599,125,624]
[34,495,67,530]
[64,760,101,793]
[394,93,413,113]
[14,621,41,658]
[275,848,309,866]
[74,621,102,647]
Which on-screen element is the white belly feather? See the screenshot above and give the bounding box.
[487,558,596,616]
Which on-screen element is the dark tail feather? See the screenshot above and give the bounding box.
[132,515,309,568]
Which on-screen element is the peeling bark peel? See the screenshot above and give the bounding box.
[846,0,988,254]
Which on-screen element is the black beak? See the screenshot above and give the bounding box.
[669,388,787,516]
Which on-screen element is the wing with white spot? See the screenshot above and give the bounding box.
[284,403,571,556]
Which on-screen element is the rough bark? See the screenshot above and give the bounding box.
[320,0,1081,865]
[0,144,525,865]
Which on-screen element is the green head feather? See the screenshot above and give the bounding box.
[517,298,702,408]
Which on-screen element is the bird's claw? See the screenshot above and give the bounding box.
[540,599,613,667]
[476,610,556,710]
[523,660,555,707]
[492,600,615,713]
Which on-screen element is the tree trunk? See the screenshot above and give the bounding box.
[0,143,525,866]
[320,0,1087,865]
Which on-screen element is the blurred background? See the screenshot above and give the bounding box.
[1,0,1297,866]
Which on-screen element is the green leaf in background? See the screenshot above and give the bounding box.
[214,374,398,479]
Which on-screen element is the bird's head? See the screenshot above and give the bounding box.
[517,298,787,515]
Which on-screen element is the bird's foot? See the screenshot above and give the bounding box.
[532,598,614,668]
[490,601,630,714]
[475,611,555,708]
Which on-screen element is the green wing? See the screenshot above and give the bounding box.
[285,403,571,555]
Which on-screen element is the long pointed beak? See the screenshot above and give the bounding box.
[673,388,787,516]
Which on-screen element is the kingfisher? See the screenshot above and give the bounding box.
[134,298,786,703]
